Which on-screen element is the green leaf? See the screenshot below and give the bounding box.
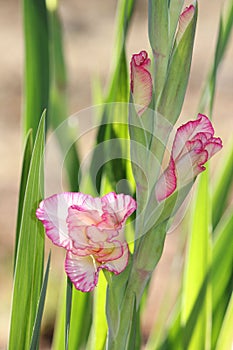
[212,142,233,230]
[148,0,169,100]
[90,0,135,194]
[199,0,233,115]
[65,278,72,350]
[86,273,107,350]
[9,112,45,350]
[215,292,233,350]
[29,252,51,350]
[211,208,233,348]
[23,0,50,140]
[181,169,212,350]
[47,6,80,192]
[14,130,33,270]
[68,289,92,349]
[158,3,197,124]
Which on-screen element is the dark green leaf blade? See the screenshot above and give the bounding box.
[9,112,45,350]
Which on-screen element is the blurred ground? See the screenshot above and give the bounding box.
[0,0,232,348]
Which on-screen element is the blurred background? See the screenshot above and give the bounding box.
[0,0,232,348]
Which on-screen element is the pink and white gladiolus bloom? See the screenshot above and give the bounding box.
[130,50,153,116]
[36,192,136,292]
[155,114,223,202]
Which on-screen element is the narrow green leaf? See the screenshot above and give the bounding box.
[199,0,233,115]
[9,112,45,350]
[87,273,107,350]
[211,208,233,348]
[181,169,212,350]
[51,278,66,350]
[68,289,92,349]
[212,142,233,230]
[158,4,197,124]
[23,0,50,139]
[47,6,80,192]
[29,252,51,350]
[215,292,233,350]
[65,278,72,350]
[90,0,135,193]
[148,0,169,100]
[14,130,33,270]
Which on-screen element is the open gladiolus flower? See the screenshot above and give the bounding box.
[155,114,223,202]
[130,50,153,116]
[36,192,136,292]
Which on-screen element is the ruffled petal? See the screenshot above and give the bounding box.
[172,114,214,160]
[65,252,99,292]
[175,149,208,184]
[95,239,124,262]
[86,226,118,243]
[101,242,129,274]
[155,159,177,202]
[205,138,223,159]
[36,192,89,250]
[101,192,137,228]
[130,50,153,116]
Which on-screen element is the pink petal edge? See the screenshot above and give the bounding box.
[155,159,177,202]
[65,252,99,292]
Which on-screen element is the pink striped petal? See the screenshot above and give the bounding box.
[36,192,90,250]
[176,5,195,43]
[175,149,208,182]
[130,50,153,116]
[101,192,137,228]
[155,159,177,202]
[205,139,223,159]
[65,252,99,292]
[100,241,129,274]
[172,114,215,160]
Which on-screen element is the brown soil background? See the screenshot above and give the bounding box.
[0,0,232,348]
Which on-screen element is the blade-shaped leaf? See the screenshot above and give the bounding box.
[211,208,233,348]
[199,0,233,115]
[86,272,107,350]
[148,0,169,100]
[23,0,49,139]
[215,292,233,350]
[47,6,80,192]
[181,169,212,350]
[212,142,233,230]
[29,252,51,350]
[14,130,33,270]
[9,112,45,350]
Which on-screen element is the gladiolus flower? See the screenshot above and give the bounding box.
[155,114,223,202]
[36,192,136,292]
[130,50,153,116]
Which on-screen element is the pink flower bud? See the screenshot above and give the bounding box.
[130,50,153,116]
[176,5,195,43]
